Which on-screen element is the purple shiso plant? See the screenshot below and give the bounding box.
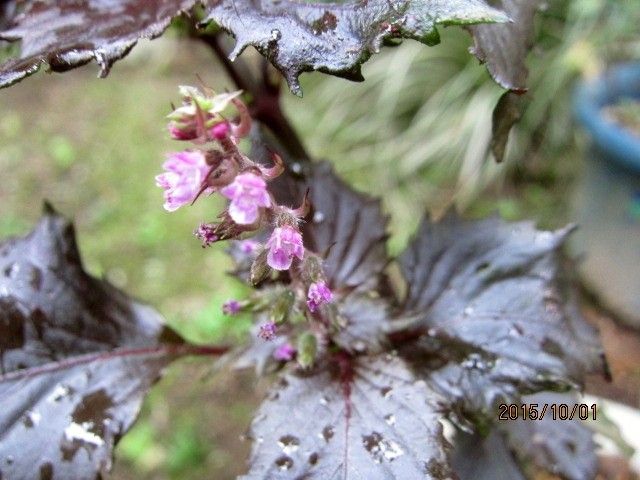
[0,2,612,477]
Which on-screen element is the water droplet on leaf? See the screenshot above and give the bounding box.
[275,455,293,471]
[277,435,300,454]
[321,425,334,442]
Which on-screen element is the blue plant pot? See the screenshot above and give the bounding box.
[572,63,640,328]
[573,63,640,173]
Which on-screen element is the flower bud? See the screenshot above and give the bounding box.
[258,321,277,341]
[167,87,242,143]
[222,299,243,315]
[297,332,317,369]
[307,281,333,313]
[273,343,296,361]
[212,121,230,140]
[194,222,218,247]
[270,290,295,324]
[301,254,324,283]
[250,248,270,285]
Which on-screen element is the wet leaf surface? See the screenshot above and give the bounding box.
[398,212,606,416]
[0,0,198,88]
[203,0,508,95]
[0,207,202,480]
[243,354,452,479]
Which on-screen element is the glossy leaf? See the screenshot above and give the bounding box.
[203,0,508,95]
[243,354,452,479]
[397,212,606,416]
[0,207,220,480]
[0,0,198,88]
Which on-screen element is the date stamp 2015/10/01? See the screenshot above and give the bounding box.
[498,403,597,421]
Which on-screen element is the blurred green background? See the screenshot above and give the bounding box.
[0,1,638,478]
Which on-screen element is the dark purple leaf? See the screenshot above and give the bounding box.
[0,1,15,31]
[397,212,606,415]
[243,354,452,479]
[469,0,543,92]
[490,90,524,162]
[469,0,543,162]
[0,0,198,88]
[333,293,390,354]
[451,430,526,480]
[303,161,389,292]
[0,206,222,480]
[501,392,598,480]
[452,392,598,480]
[202,0,508,95]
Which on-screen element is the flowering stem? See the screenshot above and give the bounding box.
[196,31,310,161]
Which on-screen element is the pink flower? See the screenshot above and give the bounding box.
[266,226,304,271]
[168,120,230,142]
[258,322,277,341]
[238,239,260,255]
[167,89,243,142]
[307,281,333,313]
[222,300,241,315]
[220,173,271,225]
[168,123,198,141]
[211,121,230,140]
[155,150,211,212]
[273,343,296,361]
[194,222,218,247]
